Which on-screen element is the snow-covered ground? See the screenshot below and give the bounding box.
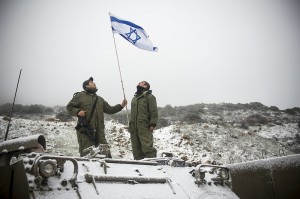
[1,115,299,165]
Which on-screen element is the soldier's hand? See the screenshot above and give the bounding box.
[121,99,128,107]
[78,110,86,117]
[149,126,155,132]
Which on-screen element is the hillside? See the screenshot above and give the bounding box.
[0,102,299,165]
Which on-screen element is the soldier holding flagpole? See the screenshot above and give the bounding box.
[109,12,158,125]
[108,13,158,159]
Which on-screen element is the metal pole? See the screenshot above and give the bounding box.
[86,174,167,184]
[4,69,22,141]
[111,27,129,126]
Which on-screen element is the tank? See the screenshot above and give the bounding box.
[226,153,300,199]
[0,134,239,199]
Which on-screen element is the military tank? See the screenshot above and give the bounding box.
[1,134,300,199]
[0,134,239,199]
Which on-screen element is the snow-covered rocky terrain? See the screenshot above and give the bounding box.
[1,106,299,166]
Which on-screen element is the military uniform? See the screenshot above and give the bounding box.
[129,90,158,160]
[67,91,123,156]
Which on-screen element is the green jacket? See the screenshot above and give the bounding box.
[67,91,123,134]
[129,90,158,130]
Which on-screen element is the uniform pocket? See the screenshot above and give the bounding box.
[78,127,86,134]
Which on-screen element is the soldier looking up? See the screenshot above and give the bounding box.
[67,77,127,157]
[128,81,158,160]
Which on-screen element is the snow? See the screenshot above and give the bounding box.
[1,115,299,165]
[227,154,300,172]
[258,123,298,139]
[1,114,299,199]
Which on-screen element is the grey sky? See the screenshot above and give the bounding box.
[1,0,300,110]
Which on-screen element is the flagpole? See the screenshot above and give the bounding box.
[111,28,130,126]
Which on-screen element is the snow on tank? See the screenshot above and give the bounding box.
[0,134,239,199]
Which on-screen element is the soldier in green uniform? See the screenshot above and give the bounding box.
[67,77,127,157]
[129,81,158,160]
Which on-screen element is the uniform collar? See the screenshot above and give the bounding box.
[135,90,152,98]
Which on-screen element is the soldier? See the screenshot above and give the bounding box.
[129,81,158,160]
[67,77,127,157]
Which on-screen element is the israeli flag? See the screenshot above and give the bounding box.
[109,13,158,52]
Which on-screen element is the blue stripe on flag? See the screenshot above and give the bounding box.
[110,16,144,31]
[109,13,158,52]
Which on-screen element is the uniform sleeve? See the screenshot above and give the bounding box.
[148,95,158,127]
[66,93,81,116]
[102,99,123,114]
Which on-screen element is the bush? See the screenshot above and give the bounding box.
[23,105,44,114]
[240,121,249,129]
[285,107,300,115]
[183,113,203,123]
[105,110,129,125]
[56,111,74,122]
[0,103,13,115]
[247,102,269,111]
[270,106,280,111]
[159,104,177,117]
[243,114,268,126]
[157,117,169,128]
[44,107,54,114]
[0,103,54,115]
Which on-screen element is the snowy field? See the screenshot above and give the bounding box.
[1,114,299,165]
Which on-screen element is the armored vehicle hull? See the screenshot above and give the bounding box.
[1,134,299,199]
[0,134,238,199]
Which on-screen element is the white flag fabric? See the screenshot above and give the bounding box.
[109,13,158,52]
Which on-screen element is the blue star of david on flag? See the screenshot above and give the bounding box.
[125,27,141,45]
[109,13,158,52]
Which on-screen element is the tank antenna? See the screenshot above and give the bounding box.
[4,69,22,141]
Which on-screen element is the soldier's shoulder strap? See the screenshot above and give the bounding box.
[73,91,86,97]
[73,92,80,97]
[87,96,98,122]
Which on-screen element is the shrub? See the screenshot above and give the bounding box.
[105,110,129,125]
[270,106,280,111]
[285,107,300,115]
[240,121,249,129]
[247,102,269,111]
[285,108,296,115]
[183,113,203,123]
[243,114,268,126]
[56,111,74,122]
[157,117,169,128]
[0,103,54,115]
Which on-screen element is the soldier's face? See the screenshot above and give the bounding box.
[87,81,97,89]
[138,81,147,89]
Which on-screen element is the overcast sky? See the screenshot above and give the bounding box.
[1,0,300,110]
